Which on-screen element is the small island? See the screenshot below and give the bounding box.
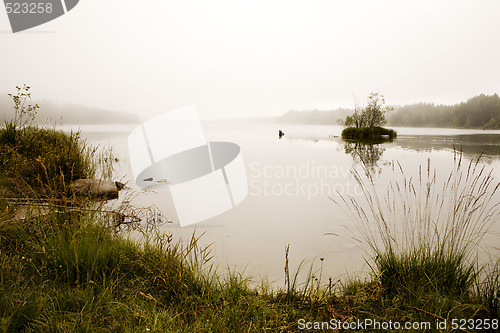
[339,93,397,142]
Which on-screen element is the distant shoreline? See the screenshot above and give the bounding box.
[275,93,500,130]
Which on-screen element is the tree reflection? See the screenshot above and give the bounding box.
[343,142,385,175]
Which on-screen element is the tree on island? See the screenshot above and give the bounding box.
[339,93,397,141]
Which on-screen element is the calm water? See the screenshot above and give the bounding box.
[66,123,500,287]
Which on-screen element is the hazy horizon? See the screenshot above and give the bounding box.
[1,0,500,121]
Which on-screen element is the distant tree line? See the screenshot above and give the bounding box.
[388,94,500,129]
[0,95,139,124]
[276,93,500,129]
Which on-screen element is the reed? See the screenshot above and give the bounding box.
[332,152,500,313]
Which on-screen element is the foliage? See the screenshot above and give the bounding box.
[2,85,40,147]
[340,94,397,143]
[340,93,394,129]
[6,84,40,129]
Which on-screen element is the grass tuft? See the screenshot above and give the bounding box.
[332,151,500,318]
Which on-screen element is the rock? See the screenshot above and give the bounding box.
[69,179,121,200]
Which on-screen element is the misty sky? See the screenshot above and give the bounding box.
[1,0,499,120]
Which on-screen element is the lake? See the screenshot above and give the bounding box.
[66,123,500,288]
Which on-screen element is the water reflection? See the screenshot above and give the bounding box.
[343,142,385,174]
[286,130,500,164]
[394,134,500,163]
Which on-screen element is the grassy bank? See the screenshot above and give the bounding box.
[1,125,499,332]
[0,211,333,332]
[0,124,96,199]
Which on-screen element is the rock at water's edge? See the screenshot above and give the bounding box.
[69,179,121,200]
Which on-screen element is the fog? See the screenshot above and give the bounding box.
[1,0,500,121]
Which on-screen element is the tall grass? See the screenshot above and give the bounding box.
[0,206,341,332]
[333,152,500,314]
[477,258,500,319]
[0,125,98,199]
